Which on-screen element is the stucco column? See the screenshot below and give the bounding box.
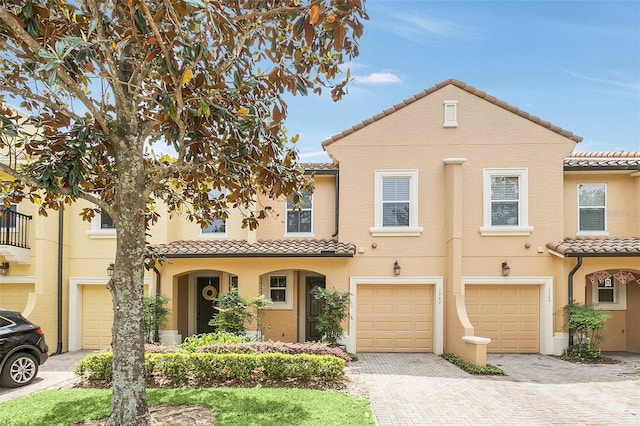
[443,158,488,365]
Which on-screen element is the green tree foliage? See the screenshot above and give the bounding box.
[0,1,366,424]
[310,286,350,346]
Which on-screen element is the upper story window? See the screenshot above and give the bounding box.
[578,183,607,235]
[100,212,115,229]
[201,188,227,238]
[285,191,312,236]
[443,100,458,127]
[87,208,116,239]
[480,168,533,236]
[370,170,422,236]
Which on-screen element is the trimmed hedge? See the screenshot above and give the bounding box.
[195,341,352,362]
[75,351,345,387]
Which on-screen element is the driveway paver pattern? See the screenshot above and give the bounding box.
[350,352,640,426]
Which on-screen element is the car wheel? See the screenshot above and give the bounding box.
[1,352,39,388]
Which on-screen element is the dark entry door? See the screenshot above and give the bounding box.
[305,276,326,342]
[197,277,220,334]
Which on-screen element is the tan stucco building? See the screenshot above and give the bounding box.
[1,79,638,365]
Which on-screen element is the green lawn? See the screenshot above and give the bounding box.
[0,387,375,426]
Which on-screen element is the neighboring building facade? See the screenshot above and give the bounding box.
[1,79,638,364]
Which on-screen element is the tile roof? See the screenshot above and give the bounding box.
[564,151,640,170]
[301,162,338,172]
[153,239,356,258]
[322,79,583,147]
[546,237,640,257]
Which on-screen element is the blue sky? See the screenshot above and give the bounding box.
[286,0,640,161]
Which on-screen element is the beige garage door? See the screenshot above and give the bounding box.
[357,284,433,352]
[466,285,539,353]
[82,285,113,350]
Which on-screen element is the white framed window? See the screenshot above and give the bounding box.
[480,168,533,236]
[261,271,293,309]
[591,275,626,310]
[201,188,227,238]
[370,170,423,236]
[443,100,458,127]
[577,183,607,235]
[87,209,116,239]
[285,191,313,236]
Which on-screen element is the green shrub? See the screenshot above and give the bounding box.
[143,294,170,344]
[75,351,345,386]
[563,302,611,361]
[442,353,505,376]
[179,332,251,352]
[310,286,350,346]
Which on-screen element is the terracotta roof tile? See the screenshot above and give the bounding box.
[546,237,640,257]
[322,79,583,147]
[301,162,338,171]
[153,239,356,258]
[564,151,640,170]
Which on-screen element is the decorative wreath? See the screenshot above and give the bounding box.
[202,285,218,300]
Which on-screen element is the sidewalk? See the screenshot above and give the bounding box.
[0,350,90,403]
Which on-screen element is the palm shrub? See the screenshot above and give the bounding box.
[563,302,611,361]
[310,286,350,346]
[143,295,170,344]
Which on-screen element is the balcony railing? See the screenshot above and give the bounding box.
[0,207,32,249]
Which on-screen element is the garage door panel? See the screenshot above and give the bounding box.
[466,285,539,353]
[357,284,433,353]
[82,285,113,350]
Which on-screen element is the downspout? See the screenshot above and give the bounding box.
[153,265,161,343]
[331,171,340,238]
[53,209,64,355]
[567,256,583,347]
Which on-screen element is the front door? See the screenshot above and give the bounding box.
[197,277,220,334]
[305,276,326,342]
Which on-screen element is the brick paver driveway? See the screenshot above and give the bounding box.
[349,353,640,425]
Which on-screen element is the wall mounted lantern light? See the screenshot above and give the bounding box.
[501,261,510,277]
[0,261,9,276]
[393,260,401,276]
[106,263,115,277]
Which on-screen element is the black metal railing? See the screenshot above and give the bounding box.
[0,207,32,249]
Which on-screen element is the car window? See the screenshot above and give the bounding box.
[0,316,13,327]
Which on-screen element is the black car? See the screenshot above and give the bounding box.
[0,308,49,388]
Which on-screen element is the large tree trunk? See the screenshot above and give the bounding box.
[106,140,150,426]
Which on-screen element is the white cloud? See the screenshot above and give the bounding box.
[562,68,640,91]
[381,10,478,45]
[353,72,402,85]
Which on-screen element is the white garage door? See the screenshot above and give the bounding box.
[357,284,433,352]
[81,285,113,350]
[466,285,540,353]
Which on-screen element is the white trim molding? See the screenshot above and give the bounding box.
[480,168,533,236]
[345,276,444,355]
[461,276,554,355]
[371,169,423,237]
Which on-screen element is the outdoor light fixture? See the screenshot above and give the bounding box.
[106,263,115,277]
[393,260,401,276]
[502,261,510,277]
[0,261,9,276]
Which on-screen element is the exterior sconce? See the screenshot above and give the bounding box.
[501,261,510,277]
[393,260,401,276]
[106,263,115,277]
[0,261,9,276]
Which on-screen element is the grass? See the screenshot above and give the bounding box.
[0,387,375,426]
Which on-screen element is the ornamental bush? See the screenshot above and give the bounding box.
[178,331,252,352]
[195,341,351,362]
[75,351,345,386]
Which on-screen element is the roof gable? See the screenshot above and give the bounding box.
[322,79,583,147]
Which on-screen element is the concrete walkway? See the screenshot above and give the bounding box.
[0,350,89,403]
[350,352,640,425]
